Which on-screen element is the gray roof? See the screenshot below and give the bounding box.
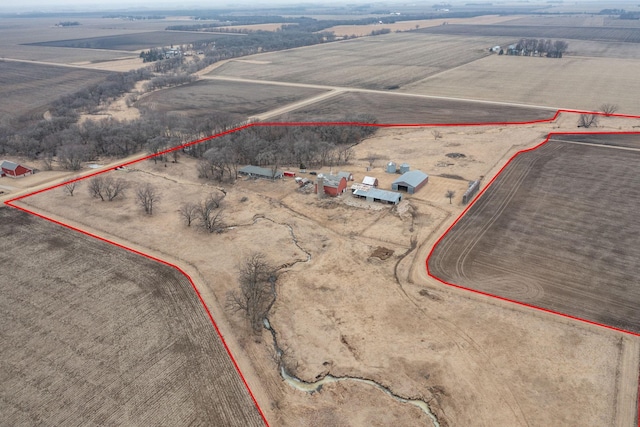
[336,171,352,181]
[392,170,428,187]
[238,165,283,178]
[320,174,345,188]
[1,160,19,171]
[353,188,402,203]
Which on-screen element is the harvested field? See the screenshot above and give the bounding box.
[0,61,113,119]
[428,139,640,334]
[417,24,640,43]
[136,79,326,121]
[27,31,240,51]
[500,15,640,28]
[401,55,640,114]
[551,132,640,149]
[0,207,264,426]
[210,33,515,90]
[274,91,555,124]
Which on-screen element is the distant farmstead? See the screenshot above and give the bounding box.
[0,160,33,178]
[238,165,283,180]
[392,170,428,194]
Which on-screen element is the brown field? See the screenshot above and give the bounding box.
[210,33,515,90]
[418,23,640,43]
[401,55,640,113]
[551,132,640,149]
[501,14,640,28]
[0,207,264,426]
[274,91,555,123]
[136,79,326,121]
[16,115,637,426]
[0,61,114,119]
[428,139,640,333]
[27,30,240,51]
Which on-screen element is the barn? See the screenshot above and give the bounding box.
[1,160,33,178]
[362,176,379,187]
[238,165,283,180]
[353,187,402,205]
[392,170,428,194]
[315,175,347,197]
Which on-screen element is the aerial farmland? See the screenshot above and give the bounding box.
[1,3,640,427]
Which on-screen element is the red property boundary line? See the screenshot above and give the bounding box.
[3,108,640,426]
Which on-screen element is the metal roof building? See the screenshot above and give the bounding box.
[391,170,428,194]
[353,187,402,205]
[238,165,283,179]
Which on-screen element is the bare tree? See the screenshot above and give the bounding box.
[226,252,278,333]
[64,180,80,196]
[578,114,599,128]
[59,144,88,171]
[179,202,198,226]
[197,192,226,232]
[88,175,128,201]
[599,103,618,116]
[136,183,158,215]
[445,189,456,204]
[432,130,443,140]
[366,152,379,169]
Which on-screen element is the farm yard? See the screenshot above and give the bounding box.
[210,33,515,90]
[136,79,326,122]
[0,61,114,120]
[274,91,555,124]
[0,207,264,427]
[428,139,640,333]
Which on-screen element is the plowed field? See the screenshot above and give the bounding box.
[428,138,640,333]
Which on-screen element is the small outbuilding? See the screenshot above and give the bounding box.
[362,176,379,187]
[336,171,354,182]
[353,187,402,205]
[392,170,428,194]
[399,163,410,174]
[238,165,283,180]
[1,160,33,178]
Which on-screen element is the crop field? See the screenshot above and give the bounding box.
[27,31,240,51]
[0,207,264,426]
[401,55,640,113]
[210,33,515,90]
[274,91,555,123]
[136,79,326,121]
[551,133,640,149]
[0,61,113,119]
[502,15,640,28]
[418,24,640,43]
[428,139,640,334]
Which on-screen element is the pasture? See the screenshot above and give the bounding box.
[401,55,640,113]
[27,31,239,51]
[136,79,326,121]
[0,61,114,119]
[210,33,515,90]
[428,138,640,333]
[274,91,555,124]
[0,207,264,426]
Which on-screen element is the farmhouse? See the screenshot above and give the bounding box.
[1,160,33,178]
[315,174,347,197]
[353,187,402,205]
[238,165,283,180]
[392,170,428,194]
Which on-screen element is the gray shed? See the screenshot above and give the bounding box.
[238,165,283,179]
[353,188,402,205]
[392,170,428,194]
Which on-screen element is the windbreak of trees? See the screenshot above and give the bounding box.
[192,115,378,183]
[508,38,568,58]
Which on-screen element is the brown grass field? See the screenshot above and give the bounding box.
[136,79,326,121]
[210,33,515,90]
[275,91,555,123]
[428,138,640,333]
[0,207,264,426]
[0,61,114,119]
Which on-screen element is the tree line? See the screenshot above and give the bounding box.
[507,39,569,58]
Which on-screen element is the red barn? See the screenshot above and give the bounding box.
[1,161,33,178]
[315,175,347,197]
